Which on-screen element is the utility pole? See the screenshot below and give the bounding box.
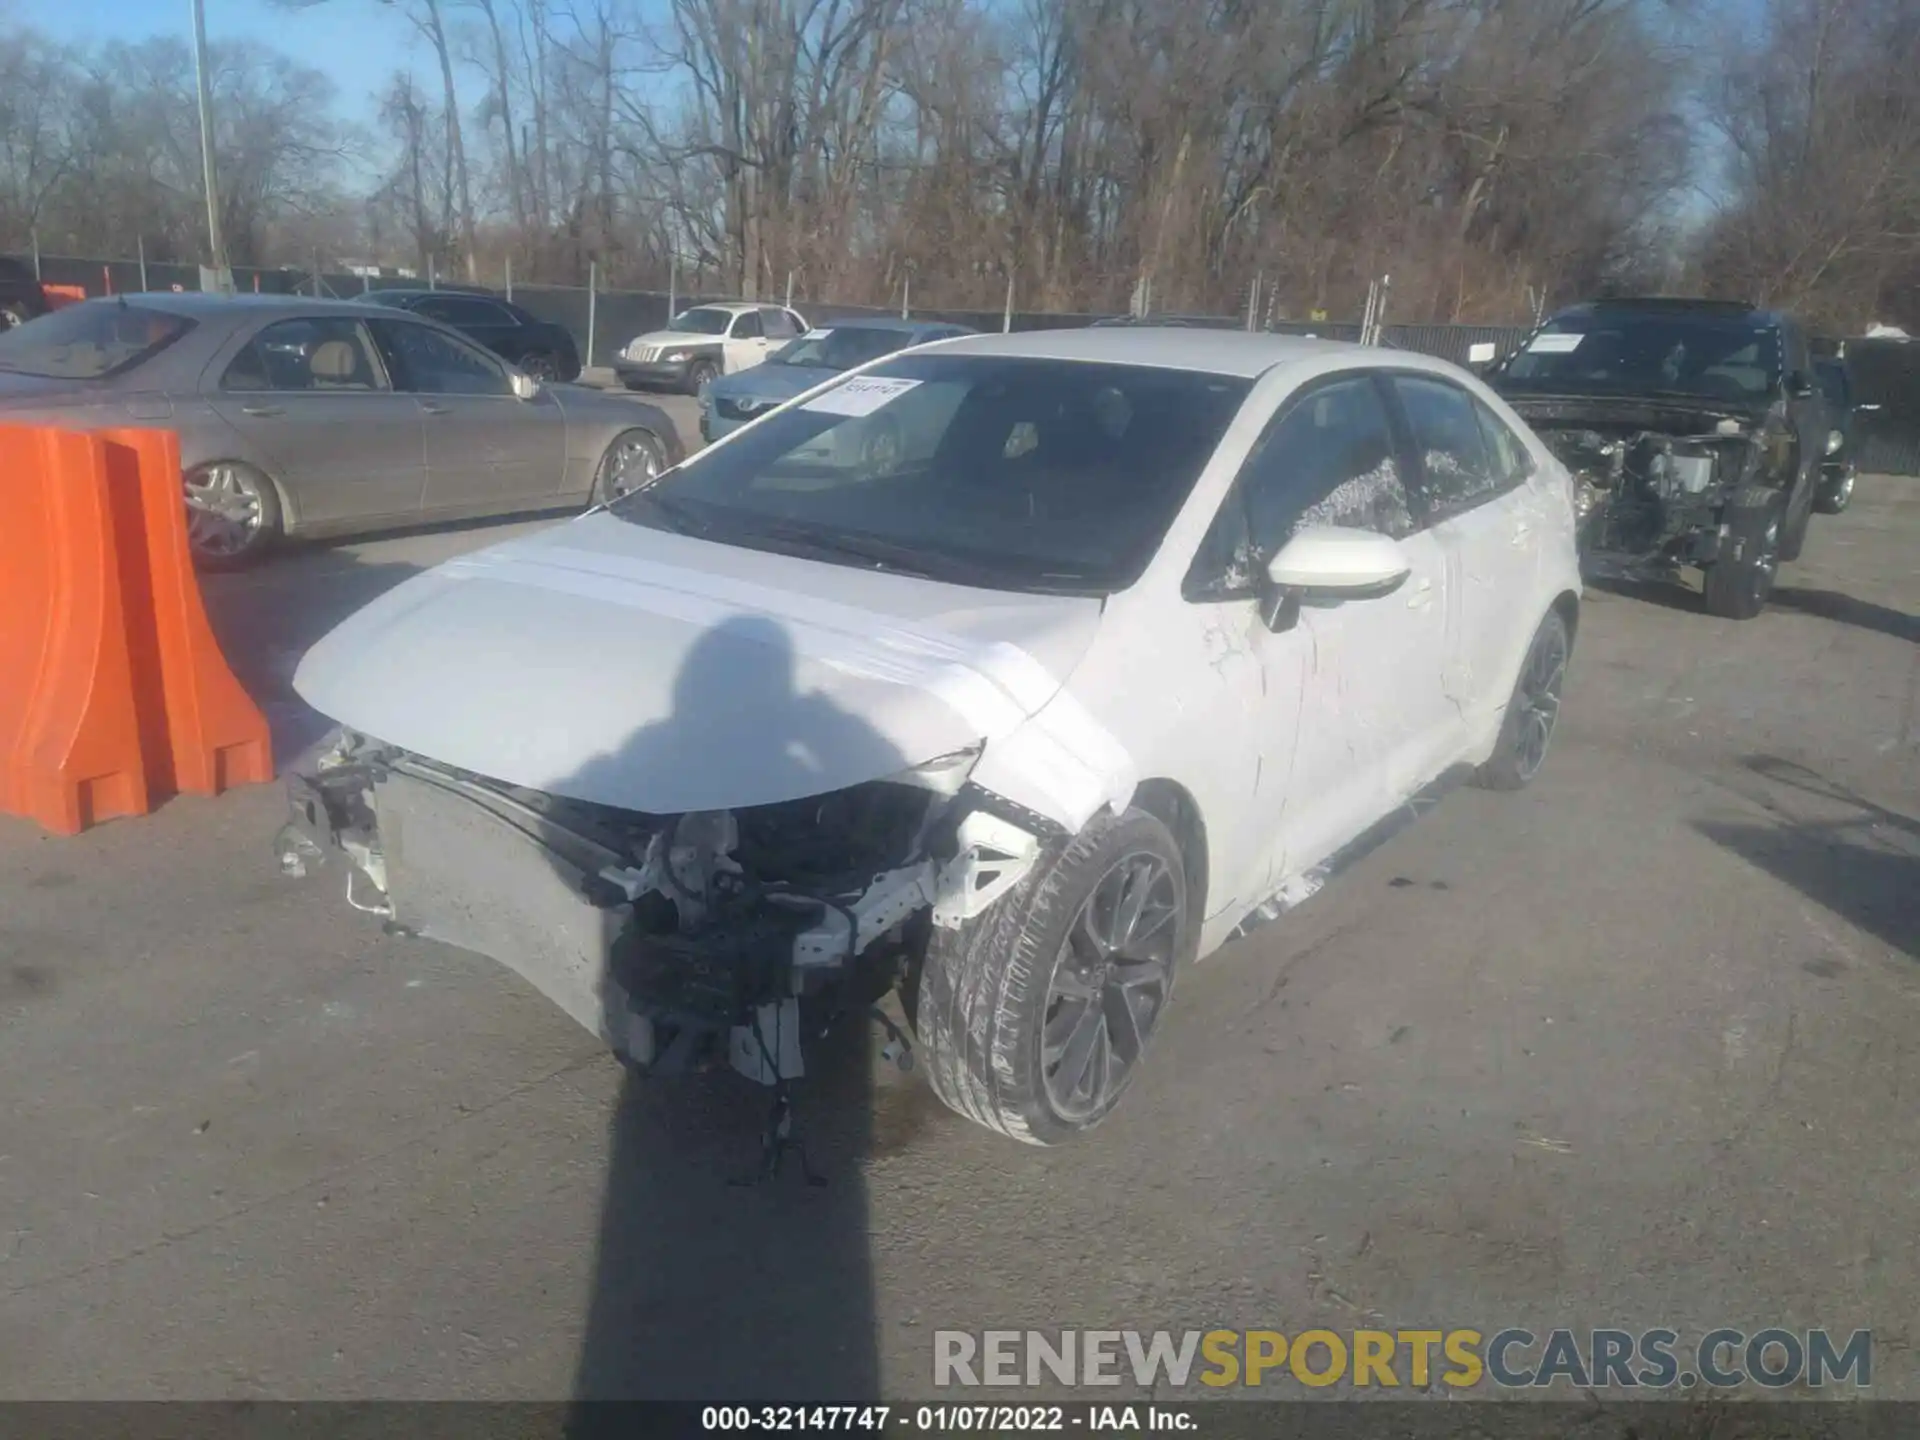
[191,0,229,287]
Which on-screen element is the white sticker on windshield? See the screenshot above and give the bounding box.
[803,375,922,417]
[1526,332,1584,354]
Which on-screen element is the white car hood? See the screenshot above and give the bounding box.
[624,330,720,352]
[293,512,1107,815]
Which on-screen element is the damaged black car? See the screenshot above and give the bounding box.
[1487,297,1826,618]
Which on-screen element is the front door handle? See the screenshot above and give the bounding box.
[240,403,283,417]
[419,401,451,416]
[1406,578,1435,610]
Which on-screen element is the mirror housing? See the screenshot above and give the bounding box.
[510,370,542,401]
[1258,526,1413,632]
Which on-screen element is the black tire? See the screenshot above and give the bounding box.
[915,805,1191,1145]
[590,428,668,505]
[1475,608,1571,792]
[1779,475,1815,562]
[0,302,31,329]
[1815,464,1855,515]
[518,351,558,382]
[686,359,718,397]
[1702,483,1784,619]
[183,460,283,571]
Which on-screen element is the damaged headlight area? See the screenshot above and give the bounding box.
[274,729,1045,1087]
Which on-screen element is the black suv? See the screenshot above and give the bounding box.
[1488,297,1825,619]
[353,287,581,381]
[0,257,49,329]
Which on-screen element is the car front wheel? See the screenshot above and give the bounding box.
[1703,484,1784,619]
[914,805,1190,1145]
[1815,464,1855,514]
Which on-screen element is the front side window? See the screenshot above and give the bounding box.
[1186,374,1412,600]
[613,354,1250,595]
[416,295,514,328]
[224,317,388,393]
[1474,398,1533,489]
[668,307,733,336]
[0,301,193,380]
[1394,375,1500,515]
[375,319,510,395]
[762,307,801,339]
[731,310,764,340]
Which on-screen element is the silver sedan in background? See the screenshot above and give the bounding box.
[0,294,682,567]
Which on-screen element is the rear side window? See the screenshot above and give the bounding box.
[762,307,801,339]
[0,302,193,380]
[1393,375,1501,515]
[732,310,764,339]
[1474,399,1534,488]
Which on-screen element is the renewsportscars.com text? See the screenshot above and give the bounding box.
[933,1328,1872,1391]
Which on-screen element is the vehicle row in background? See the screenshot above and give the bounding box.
[700,317,976,443]
[0,294,679,567]
[1486,297,1827,620]
[614,302,810,396]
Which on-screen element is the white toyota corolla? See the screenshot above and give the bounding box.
[281,328,1581,1146]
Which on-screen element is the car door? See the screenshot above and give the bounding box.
[369,316,568,515]
[205,314,425,527]
[1387,373,1544,738]
[1183,370,1453,896]
[723,308,766,373]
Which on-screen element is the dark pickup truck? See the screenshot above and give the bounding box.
[1487,297,1825,620]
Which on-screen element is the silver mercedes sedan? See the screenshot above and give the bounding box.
[0,293,683,567]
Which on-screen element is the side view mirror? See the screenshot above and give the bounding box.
[510,370,542,401]
[1258,526,1413,632]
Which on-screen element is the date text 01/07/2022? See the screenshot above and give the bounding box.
[699,1404,1198,1432]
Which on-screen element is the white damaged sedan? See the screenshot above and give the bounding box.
[280,328,1581,1145]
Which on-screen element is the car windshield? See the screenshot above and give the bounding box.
[0,301,194,379]
[668,308,733,336]
[1496,312,1782,403]
[613,353,1250,595]
[768,326,925,371]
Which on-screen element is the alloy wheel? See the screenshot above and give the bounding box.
[597,433,663,502]
[1041,850,1182,1123]
[182,464,266,559]
[1513,621,1569,783]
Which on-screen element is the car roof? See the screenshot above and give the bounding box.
[925,326,1366,377]
[103,292,406,320]
[358,287,507,303]
[679,300,790,315]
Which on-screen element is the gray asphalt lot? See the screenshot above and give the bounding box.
[0,418,1914,1400]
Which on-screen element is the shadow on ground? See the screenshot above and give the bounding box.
[551,615,893,1405]
[1695,755,1920,961]
[1770,586,1920,643]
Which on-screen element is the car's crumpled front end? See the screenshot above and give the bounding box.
[1505,395,1775,575]
[276,728,1045,1082]
[270,514,1132,1086]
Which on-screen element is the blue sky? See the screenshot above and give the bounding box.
[6,0,427,122]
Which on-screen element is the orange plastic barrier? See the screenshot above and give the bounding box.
[104,428,272,797]
[0,424,271,834]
